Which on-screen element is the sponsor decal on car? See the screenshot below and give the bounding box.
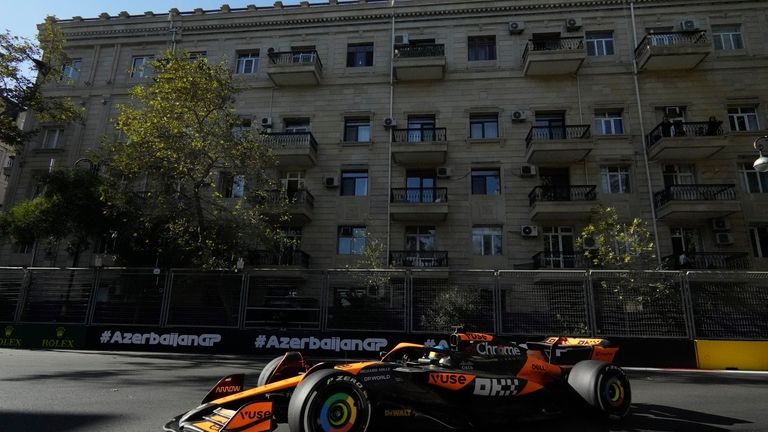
[475,341,522,357]
[222,401,273,432]
[473,378,522,397]
[384,409,412,417]
[254,335,387,353]
[428,373,475,390]
[99,330,221,347]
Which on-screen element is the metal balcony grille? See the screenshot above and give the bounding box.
[528,185,597,207]
[653,184,736,208]
[262,132,319,152]
[389,251,448,268]
[267,50,323,71]
[646,120,724,148]
[391,127,447,143]
[525,125,591,148]
[390,187,448,203]
[394,44,445,58]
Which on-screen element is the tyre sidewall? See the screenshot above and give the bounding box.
[288,369,372,432]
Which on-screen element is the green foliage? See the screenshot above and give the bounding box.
[105,50,286,268]
[1,17,83,149]
[578,206,658,270]
[419,285,480,332]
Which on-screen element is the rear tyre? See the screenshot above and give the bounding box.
[288,369,372,432]
[568,360,631,420]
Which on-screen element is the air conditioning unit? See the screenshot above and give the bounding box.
[582,235,599,250]
[394,33,409,45]
[508,21,525,35]
[715,232,734,246]
[383,117,397,128]
[711,218,731,231]
[260,117,273,128]
[511,110,527,122]
[680,19,699,31]
[520,164,537,177]
[565,17,583,31]
[436,166,452,178]
[324,175,339,188]
[521,225,539,237]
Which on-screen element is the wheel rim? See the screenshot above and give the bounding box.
[602,375,627,409]
[311,386,364,432]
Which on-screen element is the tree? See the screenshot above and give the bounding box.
[578,206,658,270]
[1,17,82,150]
[105,50,287,268]
[0,168,125,266]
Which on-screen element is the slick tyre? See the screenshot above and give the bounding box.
[568,360,631,420]
[288,369,372,432]
[257,355,286,387]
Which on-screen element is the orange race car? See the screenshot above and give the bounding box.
[163,327,630,432]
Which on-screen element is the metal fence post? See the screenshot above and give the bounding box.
[13,268,32,322]
[320,270,329,332]
[585,270,598,338]
[405,269,412,334]
[237,271,249,330]
[159,270,173,328]
[85,267,102,325]
[493,270,501,335]
[680,271,697,340]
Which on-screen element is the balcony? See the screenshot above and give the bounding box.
[389,251,448,268]
[391,128,448,165]
[390,187,448,222]
[522,37,586,76]
[662,252,751,270]
[528,185,597,222]
[532,251,590,269]
[634,31,710,71]
[393,44,446,81]
[261,132,318,168]
[263,189,315,224]
[265,50,323,86]
[646,120,725,160]
[248,249,311,268]
[524,125,593,164]
[653,184,740,220]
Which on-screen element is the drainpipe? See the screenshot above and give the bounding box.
[169,14,177,53]
[386,0,396,265]
[629,0,662,264]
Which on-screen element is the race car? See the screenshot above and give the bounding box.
[163,328,631,432]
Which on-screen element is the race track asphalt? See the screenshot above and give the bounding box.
[0,349,766,432]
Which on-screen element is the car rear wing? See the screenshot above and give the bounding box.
[526,337,618,365]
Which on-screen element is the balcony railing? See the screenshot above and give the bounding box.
[249,250,311,267]
[525,125,591,148]
[394,44,445,58]
[528,185,597,207]
[662,252,750,270]
[262,132,319,152]
[522,36,584,61]
[263,189,315,208]
[646,120,724,148]
[391,128,447,143]
[653,184,736,208]
[635,31,708,56]
[390,187,448,203]
[532,251,590,269]
[389,251,448,268]
[267,50,323,71]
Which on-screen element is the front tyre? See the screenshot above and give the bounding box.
[288,369,372,432]
[568,360,631,420]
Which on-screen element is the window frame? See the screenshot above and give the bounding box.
[62,58,82,81]
[739,162,768,193]
[41,128,63,149]
[728,106,759,132]
[338,225,367,255]
[472,225,503,256]
[586,31,615,56]
[749,225,768,258]
[712,24,744,51]
[219,171,245,199]
[600,166,631,194]
[594,110,624,135]
[343,117,371,142]
[469,113,499,139]
[236,51,260,74]
[346,43,374,67]
[130,56,152,78]
[468,35,497,61]
[340,170,369,196]
[471,168,501,196]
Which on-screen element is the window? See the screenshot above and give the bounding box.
[407,115,437,142]
[472,225,503,256]
[471,169,500,195]
[280,171,306,199]
[340,170,368,196]
[469,114,499,139]
[468,36,496,61]
[670,227,701,255]
[62,59,82,81]
[749,225,768,258]
[130,56,152,78]
[220,172,245,198]
[405,226,435,252]
[188,51,207,61]
[712,25,744,51]
[739,162,768,193]
[291,46,317,63]
[41,128,63,149]
[338,226,366,255]
[594,110,623,135]
[728,106,759,132]
[586,31,615,56]
[347,43,374,67]
[663,164,695,187]
[344,117,371,142]
[601,166,631,193]
[232,118,252,139]
[236,51,259,74]
[285,118,310,133]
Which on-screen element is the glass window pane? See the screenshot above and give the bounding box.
[486,122,498,138]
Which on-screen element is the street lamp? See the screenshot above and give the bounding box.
[754,136,768,173]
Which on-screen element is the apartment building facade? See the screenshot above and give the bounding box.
[2,0,768,271]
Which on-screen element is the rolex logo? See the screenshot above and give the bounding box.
[4,326,12,337]
[56,327,66,338]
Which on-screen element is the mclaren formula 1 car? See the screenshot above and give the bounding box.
[164,329,631,432]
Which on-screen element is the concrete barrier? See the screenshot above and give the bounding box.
[695,340,768,371]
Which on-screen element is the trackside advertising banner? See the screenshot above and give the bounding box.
[86,326,448,356]
[0,323,87,349]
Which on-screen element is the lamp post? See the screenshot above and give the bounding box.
[754,136,768,173]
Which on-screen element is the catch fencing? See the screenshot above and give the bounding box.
[0,267,766,341]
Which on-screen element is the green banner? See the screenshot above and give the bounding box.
[0,323,86,349]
